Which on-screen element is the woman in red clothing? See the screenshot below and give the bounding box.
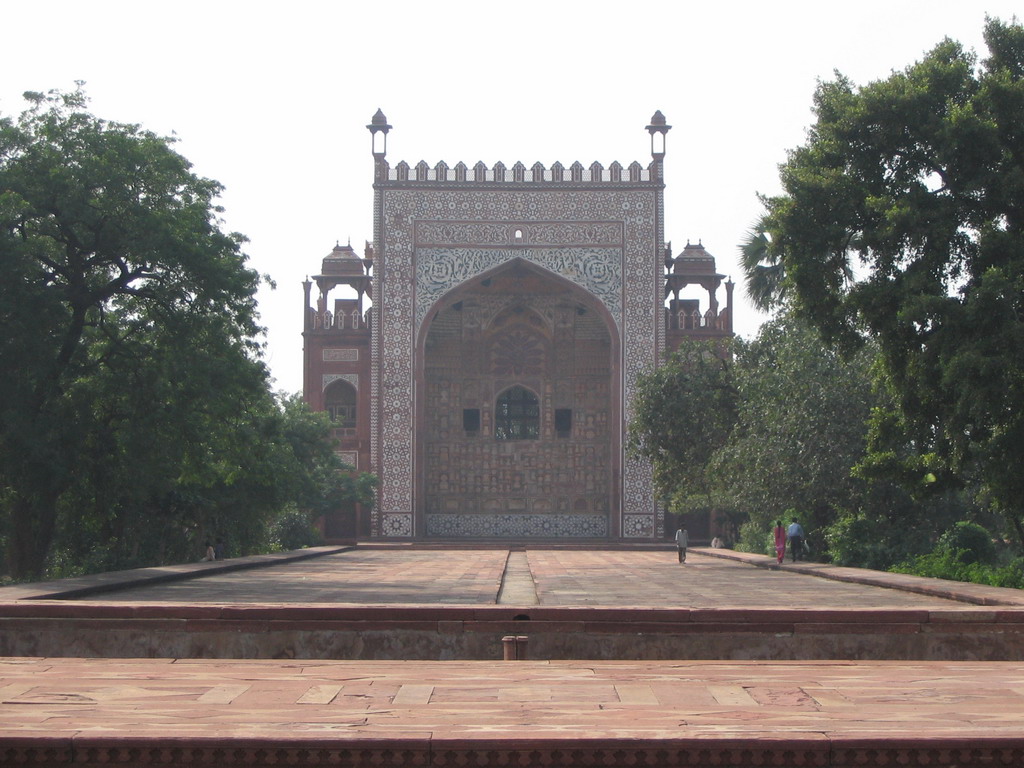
[773,520,786,564]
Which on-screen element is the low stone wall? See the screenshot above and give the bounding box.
[3,602,1024,661]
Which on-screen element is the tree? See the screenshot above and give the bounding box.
[627,339,738,512]
[712,315,878,542]
[745,19,1024,544]
[0,86,264,578]
[738,227,789,312]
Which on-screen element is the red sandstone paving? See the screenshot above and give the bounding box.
[525,550,963,607]
[3,657,1024,741]
[77,549,967,608]
[91,549,508,604]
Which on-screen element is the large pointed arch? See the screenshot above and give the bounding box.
[414,257,622,539]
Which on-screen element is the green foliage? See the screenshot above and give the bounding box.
[936,521,997,565]
[627,339,738,509]
[270,506,326,551]
[716,313,881,553]
[0,87,376,580]
[745,18,1024,544]
[739,227,790,312]
[631,308,973,568]
[892,548,1024,589]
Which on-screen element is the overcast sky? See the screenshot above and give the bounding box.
[3,1,1019,394]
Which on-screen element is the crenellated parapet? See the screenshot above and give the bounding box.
[381,158,657,185]
[368,109,670,188]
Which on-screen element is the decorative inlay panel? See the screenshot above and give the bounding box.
[375,187,662,537]
[323,348,359,362]
[323,373,358,391]
[427,514,607,538]
[624,514,655,538]
[415,220,623,247]
[382,513,413,537]
[415,247,622,333]
[336,451,358,467]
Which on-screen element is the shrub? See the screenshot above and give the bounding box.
[270,507,324,551]
[937,522,996,565]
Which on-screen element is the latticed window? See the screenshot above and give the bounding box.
[325,380,357,429]
[495,385,540,440]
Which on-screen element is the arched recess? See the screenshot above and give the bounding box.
[415,257,621,539]
[324,379,358,434]
[494,384,541,440]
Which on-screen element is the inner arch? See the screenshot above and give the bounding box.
[417,258,619,539]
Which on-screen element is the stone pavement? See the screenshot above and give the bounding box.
[42,547,1016,608]
[3,656,1024,766]
[5,548,1024,764]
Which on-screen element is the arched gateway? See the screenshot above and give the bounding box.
[419,259,619,538]
[302,111,735,542]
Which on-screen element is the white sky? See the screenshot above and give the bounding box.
[3,1,1018,394]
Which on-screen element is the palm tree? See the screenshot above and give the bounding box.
[739,220,787,312]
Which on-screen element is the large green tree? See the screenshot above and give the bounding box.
[745,18,1024,542]
[0,87,265,578]
[712,315,878,540]
[627,339,738,513]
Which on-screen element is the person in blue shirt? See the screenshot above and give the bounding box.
[786,521,805,562]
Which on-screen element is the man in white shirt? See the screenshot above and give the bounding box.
[675,527,688,564]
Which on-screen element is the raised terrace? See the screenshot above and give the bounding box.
[4,546,1024,765]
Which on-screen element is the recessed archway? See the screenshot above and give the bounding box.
[415,258,620,539]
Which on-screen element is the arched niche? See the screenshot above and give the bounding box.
[324,378,358,431]
[415,257,621,539]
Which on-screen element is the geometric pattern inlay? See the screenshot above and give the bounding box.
[382,513,413,537]
[376,186,662,536]
[427,514,607,538]
[323,373,358,391]
[623,514,655,538]
[415,247,622,333]
[416,220,623,247]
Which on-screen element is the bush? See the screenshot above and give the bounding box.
[736,518,775,556]
[270,507,324,551]
[892,549,1024,590]
[823,510,933,571]
[936,521,996,565]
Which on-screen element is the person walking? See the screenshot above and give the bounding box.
[675,527,688,564]
[787,520,805,562]
[773,520,786,564]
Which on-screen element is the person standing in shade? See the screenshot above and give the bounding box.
[773,520,787,564]
[787,520,805,562]
[675,527,688,564]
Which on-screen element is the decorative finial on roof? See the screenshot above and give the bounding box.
[646,111,671,159]
[368,109,393,157]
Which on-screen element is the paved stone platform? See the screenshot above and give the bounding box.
[4,547,1024,661]
[4,549,1024,764]
[2,656,1024,766]
[20,547,1019,608]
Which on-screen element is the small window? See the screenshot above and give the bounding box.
[325,380,357,429]
[495,385,539,440]
[463,408,480,433]
[555,408,572,438]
